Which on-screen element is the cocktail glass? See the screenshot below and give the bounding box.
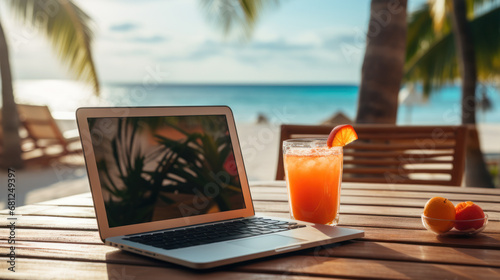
[283,139,343,225]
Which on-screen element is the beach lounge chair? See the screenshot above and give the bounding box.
[276,124,467,186]
[17,104,81,163]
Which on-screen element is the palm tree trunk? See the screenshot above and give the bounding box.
[452,0,476,125]
[356,0,408,124]
[0,20,23,169]
[451,0,494,187]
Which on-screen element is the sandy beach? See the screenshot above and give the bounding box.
[1,119,499,209]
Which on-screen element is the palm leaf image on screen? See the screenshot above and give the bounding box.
[90,116,244,228]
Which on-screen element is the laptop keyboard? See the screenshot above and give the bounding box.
[123,217,306,250]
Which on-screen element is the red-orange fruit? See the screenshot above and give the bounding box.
[455,201,485,230]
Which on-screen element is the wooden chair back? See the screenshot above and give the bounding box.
[17,104,67,145]
[16,104,83,159]
[276,124,468,186]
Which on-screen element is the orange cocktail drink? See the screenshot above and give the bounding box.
[283,139,343,225]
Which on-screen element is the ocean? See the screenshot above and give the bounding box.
[12,80,500,125]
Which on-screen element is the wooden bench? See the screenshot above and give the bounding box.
[276,124,468,186]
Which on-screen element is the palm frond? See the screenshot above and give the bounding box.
[404,30,458,95]
[470,5,500,80]
[200,0,278,40]
[405,2,458,95]
[8,0,99,95]
[406,3,434,64]
[405,0,500,94]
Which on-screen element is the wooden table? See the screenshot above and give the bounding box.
[1,181,500,279]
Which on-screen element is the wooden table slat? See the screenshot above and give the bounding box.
[0,258,329,280]
[251,193,500,212]
[250,186,500,203]
[6,201,500,221]
[4,199,500,222]
[0,228,101,244]
[236,255,500,280]
[2,226,499,252]
[2,252,500,280]
[251,181,500,195]
[0,216,98,230]
[253,201,500,220]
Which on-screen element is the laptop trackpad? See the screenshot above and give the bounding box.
[228,235,305,251]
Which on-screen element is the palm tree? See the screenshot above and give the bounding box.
[355,0,408,124]
[0,0,99,168]
[405,0,500,187]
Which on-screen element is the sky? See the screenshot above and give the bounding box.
[2,0,426,84]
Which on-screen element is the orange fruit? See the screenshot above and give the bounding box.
[326,124,358,147]
[455,201,485,230]
[423,197,455,233]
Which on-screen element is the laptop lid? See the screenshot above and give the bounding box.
[76,106,255,241]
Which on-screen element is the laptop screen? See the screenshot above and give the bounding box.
[88,115,246,228]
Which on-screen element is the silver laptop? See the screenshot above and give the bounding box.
[76,106,364,269]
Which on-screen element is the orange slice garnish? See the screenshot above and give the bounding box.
[326,124,358,147]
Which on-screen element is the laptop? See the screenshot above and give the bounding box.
[76,106,364,269]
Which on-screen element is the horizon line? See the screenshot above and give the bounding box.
[13,79,360,87]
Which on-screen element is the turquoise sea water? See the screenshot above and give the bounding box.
[13,80,500,125]
[101,84,360,124]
